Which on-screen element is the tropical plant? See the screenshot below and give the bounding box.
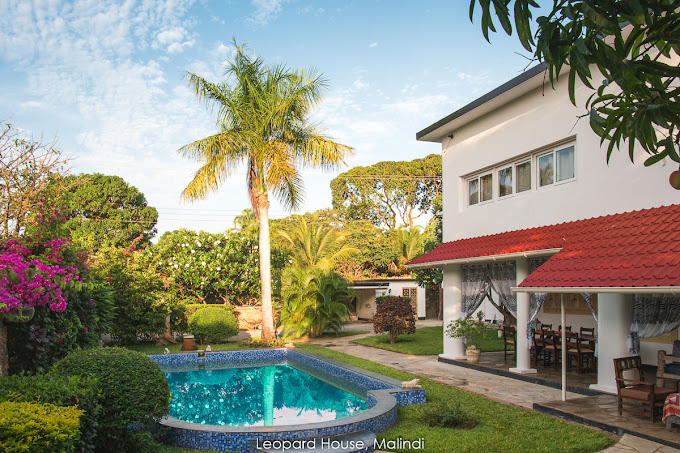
[372,296,416,344]
[277,215,359,271]
[51,347,170,453]
[446,317,488,350]
[279,268,354,338]
[177,41,352,340]
[188,306,239,344]
[331,154,442,229]
[391,226,425,274]
[470,0,680,175]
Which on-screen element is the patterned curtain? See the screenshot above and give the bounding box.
[488,261,517,317]
[581,293,597,322]
[630,294,680,354]
[525,257,550,347]
[461,264,489,318]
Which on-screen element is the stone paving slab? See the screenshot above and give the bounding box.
[306,322,679,453]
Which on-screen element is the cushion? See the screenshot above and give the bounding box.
[622,368,641,382]
[673,340,680,357]
[665,362,680,375]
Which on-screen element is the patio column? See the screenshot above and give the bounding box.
[590,293,634,394]
[440,263,466,360]
[510,257,536,374]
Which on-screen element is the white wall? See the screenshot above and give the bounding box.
[440,70,679,242]
[386,280,427,319]
[356,289,378,320]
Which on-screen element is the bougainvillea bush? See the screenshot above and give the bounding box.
[372,295,416,344]
[0,204,113,374]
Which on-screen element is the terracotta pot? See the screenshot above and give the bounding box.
[466,346,481,363]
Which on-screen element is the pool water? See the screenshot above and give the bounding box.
[165,364,367,426]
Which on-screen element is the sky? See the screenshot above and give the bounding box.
[0,0,539,239]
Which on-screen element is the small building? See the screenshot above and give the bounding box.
[351,278,428,321]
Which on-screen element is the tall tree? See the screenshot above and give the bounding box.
[330,154,442,229]
[0,121,70,237]
[178,42,352,340]
[276,215,359,271]
[48,173,158,250]
[470,1,680,176]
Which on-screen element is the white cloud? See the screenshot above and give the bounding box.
[369,42,378,48]
[249,0,289,26]
[155,27,194,54]
[353,79,369,90]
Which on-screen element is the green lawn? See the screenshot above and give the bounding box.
[353,326,512,355]
[294,343,611,453]
[126,341,248,355]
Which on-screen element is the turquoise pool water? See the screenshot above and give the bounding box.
[165,364,367,426]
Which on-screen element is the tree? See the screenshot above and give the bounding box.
[372,295,416,344]
[277,215,359,271]
[177,42,352,340]
[391,226,425,274]
[331,154,442,229]
[48,173,158,251]
[470,1,680,174]
[0,121,70,237]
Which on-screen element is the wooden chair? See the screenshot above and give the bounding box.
[558,325,572,333]
[566,332,595,373]
[613,356,677,423]
[542,330,561,369]
[532,328,545,366]
[540,323,552,331]
[503,325,516,361]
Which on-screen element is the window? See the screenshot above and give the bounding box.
[468,173,492,205]
[498,166,513,197]
[539,145,575,187]
[516,161,531,193]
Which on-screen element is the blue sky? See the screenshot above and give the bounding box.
[0,0,537,238]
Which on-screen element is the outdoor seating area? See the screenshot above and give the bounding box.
[531,326,597,373]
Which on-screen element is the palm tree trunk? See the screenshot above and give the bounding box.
[257,194,275,340]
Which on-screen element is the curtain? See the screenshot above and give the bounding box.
[524,257,551,347]
[630,294,680,354]
[488,261,517,317]
[581,293,597,322]
[461,264,489,319]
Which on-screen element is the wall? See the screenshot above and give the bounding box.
[356,289,379,320]
[440,69,679,243]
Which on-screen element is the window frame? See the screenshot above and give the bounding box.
[537,144,576,190]
[467,172,494,206]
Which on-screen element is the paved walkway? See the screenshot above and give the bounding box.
[304,320,678,453]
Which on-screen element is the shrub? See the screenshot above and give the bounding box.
[446,317,487,349]
[0,400,83,453]
[372,296,416,344]
[188,306,239,344]
[0,372,100,453]
[420,401,478,429]
[51,347,170,452]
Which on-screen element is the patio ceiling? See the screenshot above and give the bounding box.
[407,204,680,290]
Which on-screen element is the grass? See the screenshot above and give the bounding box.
[353,326,512,355]
[125,341,248,355]
[294,343,612,453]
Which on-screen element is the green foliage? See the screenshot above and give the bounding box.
[0,400,83,453]
[372,296,416,344]
[176,303,233,334]
[331,154,442,229]
[51,347,170,453]
[47,173,158,251]
[413,194,443,289]
[279,268,354,338]
[420,401,479,429]
[146,228,265,305]
[8,283,115,373]
[0,372,100,453]
[94,246,166,344]
[446,318,488,349]
[188,306,239,344]
[470,0,680,168]
[276,214,359,270]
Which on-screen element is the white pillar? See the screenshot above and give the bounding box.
[590,293,634,394]
[440,264,466,360]
[510,258,536,374]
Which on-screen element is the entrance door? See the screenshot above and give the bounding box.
[402,287,418,314]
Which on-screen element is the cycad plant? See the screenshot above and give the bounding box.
[277,215,359,271]
[177,42,351,340]
[279,267,354,338]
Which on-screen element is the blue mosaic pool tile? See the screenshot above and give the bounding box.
[149,352,199,370]
[205,349,287,369]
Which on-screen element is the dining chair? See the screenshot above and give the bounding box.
[532,328,545,366]
[613,356,677,422]
[503,325,516,361]
[542,330,561,369]
[558,325,572,333]
[566,332,595,372]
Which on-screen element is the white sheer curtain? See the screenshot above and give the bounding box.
[461,264,489,319]
[488,262,517,318]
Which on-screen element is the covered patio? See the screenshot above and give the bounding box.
[407,204,680,403]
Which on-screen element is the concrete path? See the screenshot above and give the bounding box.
[304,320,678,453]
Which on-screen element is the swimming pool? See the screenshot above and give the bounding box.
[149,348,425,452]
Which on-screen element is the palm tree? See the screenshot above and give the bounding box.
[391,226,424,274]
[277,215,359,271]
[177,43,352,340]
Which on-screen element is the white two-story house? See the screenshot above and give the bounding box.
[407,63,680,394]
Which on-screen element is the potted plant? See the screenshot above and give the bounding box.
[446,317,488,363]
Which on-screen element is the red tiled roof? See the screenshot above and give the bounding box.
[408,204,680,289]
